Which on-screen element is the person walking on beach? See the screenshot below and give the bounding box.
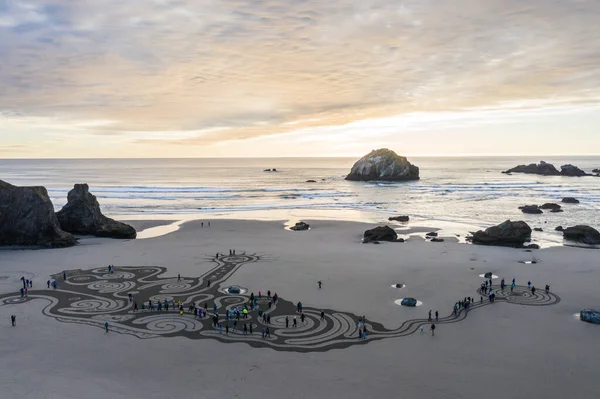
[318,281,322,289]
[320,310,325,320]
[286,316,289,328]
[428,310,432,321]
[134,301,138,312]
[528,281,531,289]
[208,222,210,227]
[11,315,16,327]
[435,311,439,322]
[293,316,297,327]
[545,284,550,293]
[511,282,515,293]
[225,323,229,335]
[243,323,247,334]
[63,272,66,281]
[301,313,306,324]
[201,222,204,227]
[47,280,50,288]
[177,274,181,282]
[358,328,362,339]
[430,324,436,336]
[105,321,109,332]
[249,323,253,334]
[531,286,536,295]
[20,288,24,298]
[501,278,505,290]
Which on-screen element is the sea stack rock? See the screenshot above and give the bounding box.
[56,184,136,239]
[345,149,419,182]
[0,180,76,248]
[560,164,589,177]
[470,220,532,247]
[504,161,560,175]
[562,225,600,245]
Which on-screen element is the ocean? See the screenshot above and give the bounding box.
[2,156,599,244]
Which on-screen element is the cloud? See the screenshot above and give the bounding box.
[1,0,600,153]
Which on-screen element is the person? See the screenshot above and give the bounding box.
[428,310,432,321]
[286,316,289,328]
[201,222,204,227]
[266,327,270,337]
[249,323,253,334]
[531,286,536,295]
[358,328,362,339]
[208,221,210,227]
[267,314,271,324]
[545,284,550,293]
[134,301,138,312]
[141,302,145,311]
[511,282,515,293]
[528,281,531,289]
[293,316,297,327]
[261,328,265,339]
[267,290,271,299]
[301,313,306,324]
[420,326,424,333]
[20,287,24,298]
[53,280,57,289]
[362,330,367,340]
[243,323,247,334]
[219,323,223,334]
[225,323,229,334]
[320,310,325,320]
[297,302,302,313]
[11,315,16,327]
[105,321,109,332]
[25,287,28,297]
[233,320,237,331]
[177,274,181,282]
[431,324,436,336]
[480,296,483,303]
[47,280,50,288]
[63,272,66,281]
[435,311,439,322]
[501,278,505,290]
[512,278,515,285]
[318,281,322,289]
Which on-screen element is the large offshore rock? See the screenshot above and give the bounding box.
[345,149,419,182]
[56,184,136,239]
[0,180,76,248]
[470,220,532,247]
[563,225,600,245]
[580,309,600,324]
[560,164,590,177]
[363,225,398,242]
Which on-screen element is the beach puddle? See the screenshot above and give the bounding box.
[394,298,423,307]
[479,274,499,279]
[391,283,405,289]
[137,220,186,239]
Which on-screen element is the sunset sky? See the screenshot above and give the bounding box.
[1,0,599,158]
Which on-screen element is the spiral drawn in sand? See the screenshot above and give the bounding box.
[0,254,560,352]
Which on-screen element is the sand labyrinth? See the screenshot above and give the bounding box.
[0,253,561,352]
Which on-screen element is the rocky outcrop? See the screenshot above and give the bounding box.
[305,180,317,183]
[470,220,532,247]
[388,215,410,222]
[0,180,76,248]
[290,221,310,231]
[534,228,543,232]
[519,205,543,214]
[363,225,398,243]
[345,149,419,182]
[56,184,136,239]
[503,161,592,176]
[525,243,540,249]
[555,226,564,232]
[430,237,445,242]
[580,309,600,325]
[562,197,580,204]
[562,225,600,245]
[540,203,562,212]
[401,298,417,307]
[425,232,438,237]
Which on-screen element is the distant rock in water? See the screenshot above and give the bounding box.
[540,203,562,212]
[345,149,419,182]
[388,215,409,222]
[305,180,317,183]
[363,225,398,243]
[562,225,600,245]
[290,221,310,231]
[470,220,532,247]
[519,205,543,214]
[0,180,76,248]
[401,298,417,307]
[562,197,580,204]
[56,184,136,239]
[504,161,592,176]
[580,309,600,325]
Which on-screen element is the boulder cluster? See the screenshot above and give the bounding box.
[0,181,136,248]
[503,161,594,177]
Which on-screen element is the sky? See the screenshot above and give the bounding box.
[1,0,599,158]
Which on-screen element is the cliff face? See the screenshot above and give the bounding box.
[0,180,76,248]
[345,149,419,182]
[56,183,136,239]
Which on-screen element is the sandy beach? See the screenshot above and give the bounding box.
[1,219,599,399]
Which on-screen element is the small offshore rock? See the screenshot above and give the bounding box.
[388,216,410,222]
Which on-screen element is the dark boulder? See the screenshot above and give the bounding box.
[56,184,136,239]
[519,205,543,214]
[484,272,493,278]
[400,298,417,307]
[533,228,543,232]
[394,283,404,288]
[263,169,271,172]
[305,180,317,183]
[540,203,562,212]
[555,226,564,232]
[395,238,405,243]
[563,225,600,245]
[388,215,410,222]
[580,309,600,325]
[504,161,560,176]
[290,221,310,231]
[430,237,445,242]
[560,164,590,177]
[470,220,532,247]
[425,232,438,237]
[345,149,419,182]
[363,225,398,242]
[593,169,600,174]
[525,244,540,249]
[562,197,580,204]
[0,180,76,248]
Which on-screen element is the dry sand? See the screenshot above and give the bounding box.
[0,219,598,399]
